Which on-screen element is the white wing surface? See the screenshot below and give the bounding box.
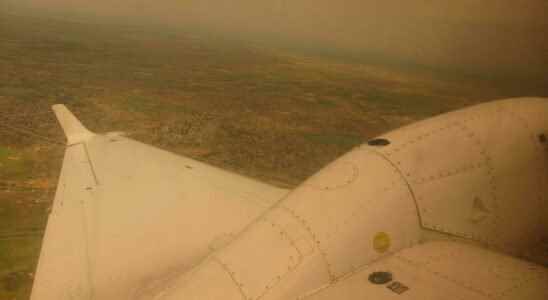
[31,105,289,300]
[303,241,548,300]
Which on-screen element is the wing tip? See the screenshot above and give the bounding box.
[52,104,95,145]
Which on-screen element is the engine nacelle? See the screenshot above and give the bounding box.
[151,97,548,300]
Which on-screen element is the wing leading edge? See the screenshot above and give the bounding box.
[31,105,289,300]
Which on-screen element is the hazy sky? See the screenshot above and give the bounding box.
[4,0,548,78]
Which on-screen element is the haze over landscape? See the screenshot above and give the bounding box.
[4,0,548,87]
[0,1,547,299]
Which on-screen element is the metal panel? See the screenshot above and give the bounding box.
[153,147,422,300]
[32,134,289,300]
[374,98,548,254]
[302,241,548,300]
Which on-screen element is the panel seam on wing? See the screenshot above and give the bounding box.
[211,256,248,300]
[279,205,336,281]
[366,149,423,230]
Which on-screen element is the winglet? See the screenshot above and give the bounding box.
[52,104,95,145]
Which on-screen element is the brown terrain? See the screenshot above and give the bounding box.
[0,11,544,299]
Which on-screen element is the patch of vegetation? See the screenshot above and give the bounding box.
[360,89,452,117]
[0,237,43,300]
[0,192,49,300]
[124,94,159,113]
[0,147,33,180]
[0,87,43,102]
[316,98,338,107]
[0,193,48,234]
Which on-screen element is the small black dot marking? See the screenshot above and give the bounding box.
[368,138,391,146]
[539,133,547,144]
[185,165,193,169]
[368,271,393,284]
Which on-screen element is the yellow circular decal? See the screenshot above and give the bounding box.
[373,232,391,253]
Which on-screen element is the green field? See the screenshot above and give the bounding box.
[0,11,542,299]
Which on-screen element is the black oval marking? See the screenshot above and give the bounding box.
[539,133,547,144]
[368,138,390,146]
[368,271,393,284]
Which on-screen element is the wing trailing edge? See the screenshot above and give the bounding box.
[52,104,95,145]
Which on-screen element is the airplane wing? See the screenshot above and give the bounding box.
[302,241,548,300]
[30,105,289,300]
